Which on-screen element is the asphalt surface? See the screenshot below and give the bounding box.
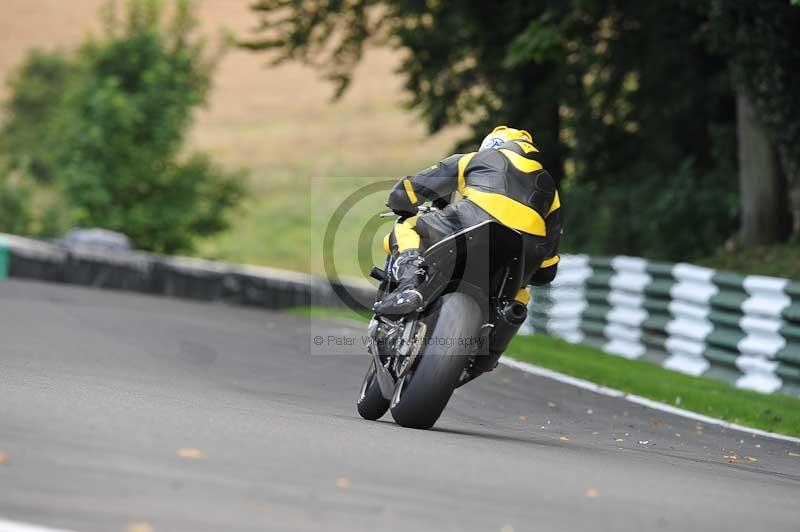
[1,279,799,532]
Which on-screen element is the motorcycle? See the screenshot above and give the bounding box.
[357,205,530,429]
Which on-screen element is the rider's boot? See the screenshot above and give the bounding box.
[372,250,429,316]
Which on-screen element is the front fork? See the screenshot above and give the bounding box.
[366,317,398,401]
[366,311,429,400]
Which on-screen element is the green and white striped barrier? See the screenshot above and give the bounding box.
[0,242,8,279]
[527,256,800,397]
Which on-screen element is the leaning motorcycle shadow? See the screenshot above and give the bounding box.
[371,419,568,449]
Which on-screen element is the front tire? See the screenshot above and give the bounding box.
[357,360,390,420]
[390,292,483,429]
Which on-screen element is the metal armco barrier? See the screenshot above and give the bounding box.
[528,255,800,397]
[0,233,376,312]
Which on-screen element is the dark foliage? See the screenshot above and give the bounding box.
[243,0,798,261]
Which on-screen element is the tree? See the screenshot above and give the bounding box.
[0,174,32,235]
[0,51,75,237]
[242,0,739,261]
[242,1,566,174]
[0,0,246,253]
[707,0,800,245]
[735,91,788,246]
[0,50,73,184]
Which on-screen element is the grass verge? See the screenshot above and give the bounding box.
[507,334,800,437]
[290,306,800,437]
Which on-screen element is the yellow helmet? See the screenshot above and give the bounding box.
[479,125,533,151]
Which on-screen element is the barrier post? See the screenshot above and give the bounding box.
[0,242,8,279]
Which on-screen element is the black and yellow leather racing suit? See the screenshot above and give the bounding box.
[385,138,562,294]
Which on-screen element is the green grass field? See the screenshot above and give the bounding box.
[189,86,464,278]
[290,306,800,437]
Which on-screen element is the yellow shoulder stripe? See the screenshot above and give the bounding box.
[547,190,561,217]
[540,255,560,268]
[457,152,477,192]
[514,141,539,154]
[462,186,546,236]
[500,149,543,173]
[402,179,418,205]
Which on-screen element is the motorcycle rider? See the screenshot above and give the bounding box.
[373,125,562,354]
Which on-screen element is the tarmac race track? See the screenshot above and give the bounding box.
[1,279,799,532]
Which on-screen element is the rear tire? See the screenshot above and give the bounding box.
[356,361,390,420]
[390,292,482,429]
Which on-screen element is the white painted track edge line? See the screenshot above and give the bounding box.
[498,356,800,445]
[0,518,77,532]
